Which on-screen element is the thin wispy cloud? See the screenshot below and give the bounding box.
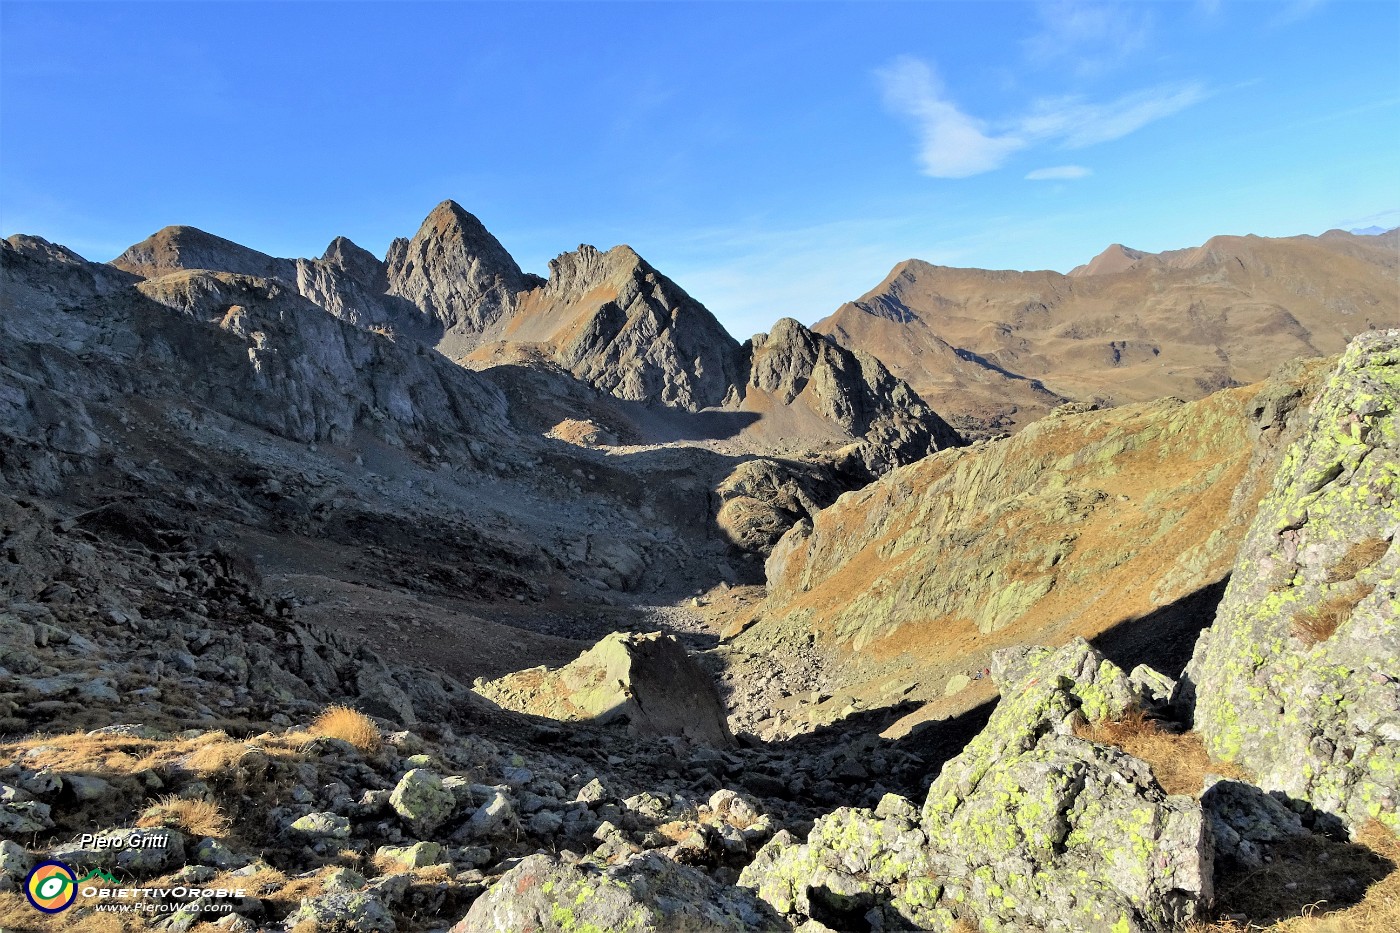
[1021,84,1210,148]
[1275,0,1328,26]
[1024,1,1154,76]
[1026,165,1092,181]
[876,57,1026,178]
[878,55,1208,179]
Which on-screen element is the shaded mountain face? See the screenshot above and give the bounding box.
[105,202,959,471]
[817,229,1397,436]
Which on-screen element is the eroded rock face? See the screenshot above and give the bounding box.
[2,240,511,460]
[741,639,1212,933]
[502,244,747,411]
[455,852,789,932]
[1184,329,1400,831]
[744,318,961,466]
[474,632,735,748]
[385,200,535,356]
[919,644,1210,932]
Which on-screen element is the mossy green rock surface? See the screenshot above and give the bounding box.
[1185,329,1400,832]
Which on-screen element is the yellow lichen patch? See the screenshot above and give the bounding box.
[308,704,382,753]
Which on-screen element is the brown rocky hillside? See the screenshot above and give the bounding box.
[728,356,1330,739]
[816,229,1397,435]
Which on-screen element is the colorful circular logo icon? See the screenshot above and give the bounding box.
[25,861,77,913]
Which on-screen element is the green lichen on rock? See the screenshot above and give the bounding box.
[920,639,1211,932]
[388,768,456,834]
[740,639,1211,933]
[1185,329,1400,832]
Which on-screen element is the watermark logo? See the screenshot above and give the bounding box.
[25,861,77,913]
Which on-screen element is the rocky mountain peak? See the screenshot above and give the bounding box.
[320,235,383,283]
[111,224,295,282]
[540,243,646,299]
[504,242,746,411]
[384,201,530,355]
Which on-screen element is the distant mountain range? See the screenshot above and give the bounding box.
[816,227,1396,434]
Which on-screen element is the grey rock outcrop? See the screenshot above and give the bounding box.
[1183,328,1400,832]
[506,243,747,411]
[384,200,536,356]
[741,639,1212,932]
[2,239,511,458]
[744,318,961,467]
[474,632,735,748]
[454,852,789,933]
[716,459,830,554]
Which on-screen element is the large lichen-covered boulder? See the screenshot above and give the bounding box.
[1183,329,1400,832]
[740,639,1212,932]
[920,638,1212,933]
[739,796,950,932]
[452,852,789,932]
[473,632,735,747]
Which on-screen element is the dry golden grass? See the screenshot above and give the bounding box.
[656,819,697,844]
[1327,536,1392,583]
[137,794,230,838]
[1075,710,1248,796]
[0,728,306,782]
[0,892,148,931]
[1191,821,1399,932]
[1294,586,1373,646]
[308,705,382,753]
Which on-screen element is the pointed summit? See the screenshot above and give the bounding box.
[1068,243,1147,277]
[384,201,530,356]
[320,236,384,287]
[497,242,746,411]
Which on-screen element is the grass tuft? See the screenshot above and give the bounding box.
[1326,536,1391,584]
[308,705,382,753]
[137,794,230,838]
[1189,821,1398,931]
[1075,710,1248,795]
[1294,586,1373,646]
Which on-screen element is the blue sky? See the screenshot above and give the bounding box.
[3,1,1397,338]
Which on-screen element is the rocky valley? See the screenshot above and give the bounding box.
[0,204,1396,933]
